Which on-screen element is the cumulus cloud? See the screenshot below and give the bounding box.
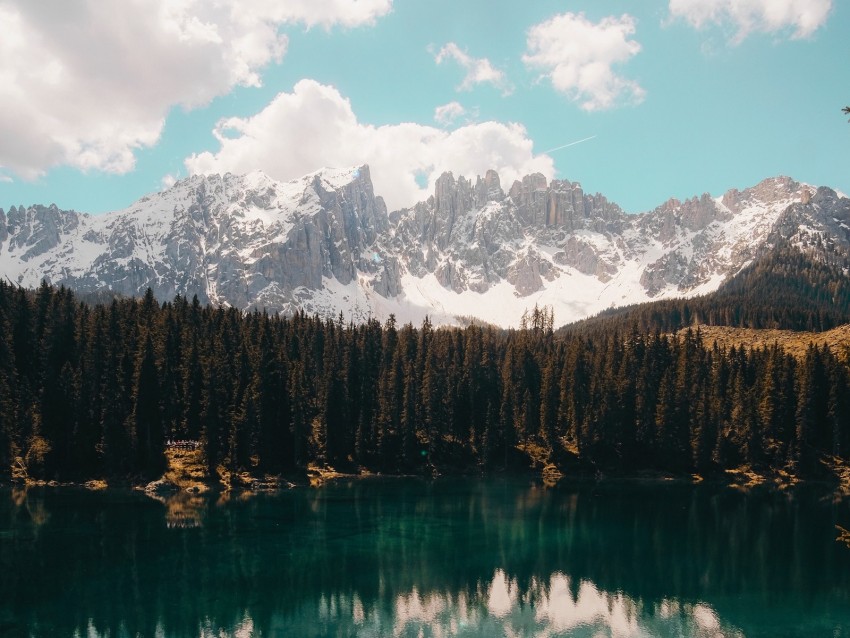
[185,80,553,211]
[523,12,645,111]
[161,173,179,190]
[434,43,513,95]
[0,0,392,181]
[434,102,467,127]
[667,0,832,41]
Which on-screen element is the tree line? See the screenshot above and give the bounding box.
[566,245,850,337]
[0,281,848,483]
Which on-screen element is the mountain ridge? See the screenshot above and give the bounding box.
[1,166,847,328]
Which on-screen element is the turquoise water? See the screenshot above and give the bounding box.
[2,478,849,637]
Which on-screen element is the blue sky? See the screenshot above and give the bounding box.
[0,0,847,215]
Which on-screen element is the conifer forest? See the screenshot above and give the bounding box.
[0,280,848,484]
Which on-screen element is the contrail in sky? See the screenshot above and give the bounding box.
[541,135,597,153]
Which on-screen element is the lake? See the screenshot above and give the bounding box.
[2,478,849,637]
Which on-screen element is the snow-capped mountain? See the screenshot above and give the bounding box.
[1,166,848,328]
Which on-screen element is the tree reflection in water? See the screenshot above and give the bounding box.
[149,491,206,529]
[1,479,849,637]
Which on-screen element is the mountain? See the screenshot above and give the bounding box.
[1,166,848,328]
[561,244,850,336]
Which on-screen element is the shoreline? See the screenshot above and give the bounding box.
[5,462,848,495]
[7,442,850,495]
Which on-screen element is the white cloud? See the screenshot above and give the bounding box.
[0,0,392,181]
[523,12,645,111]
[434,102,467,127]
[251,0,394,29]
[434,43,513,95]
[161,173,178,190]
[185,80,553,211]
[668,0,832,41]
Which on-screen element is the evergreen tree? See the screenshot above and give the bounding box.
[132,334,165,477]
[376,315,402,468]
[0,310,16,482]
[159,314,184,441]
[100,301,132,477]
[289,360,309,469]
[255,323,290,473]
[538,354,560,451]
[182,338,204,440]
[321,323,350,467]
[757,346,782,463]
[1,281,848,483]
[795,345,830,470]
[829,361,850,459]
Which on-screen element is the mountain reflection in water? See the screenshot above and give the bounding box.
[181,573,739,637]
[1,478,849,637]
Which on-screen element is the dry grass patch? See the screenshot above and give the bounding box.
[837,525,850,549]
[679,324,850,361]
[823,455,850,496]
[307,464,354,487]
[161,447,209,492]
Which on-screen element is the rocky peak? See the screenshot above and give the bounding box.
[721,176,801,214]
[5,203,80,260]
[325,164,389,242]
[767,186,850,252]
[812,186,845,210]
[474,169,505,207]
[509,173,548,226]
[506,173,624,231]
[682,193,726,230]
[647,192,727,242]
[1,166,846,328]
[430,172,477,250]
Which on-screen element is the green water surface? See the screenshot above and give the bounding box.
[2,478,849,637]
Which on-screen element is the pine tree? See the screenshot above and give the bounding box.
[562,344,589,455]
[354,318,382,465]
[201,339,231,476]
[795,345,829,471]
[757,345,782,463]
[2,280,846,482]
[159,314,183,441]
[497,344,517,468]
[398,324,419,469]
[132,334,165,477]
[538,354,560,452]
[100,301,132,477]
[182,338,204,440]
[691,382,715,473]
[322,324,350,467]
[289,360,309,469]
[256,322,291,473]
[828,361,850,459]
[375,316,402,468]
[0,310,16,482]
[229,341,255,472]
[36,289,79,478]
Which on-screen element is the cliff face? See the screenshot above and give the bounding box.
[1,166,846,328]
[0,166,402,315]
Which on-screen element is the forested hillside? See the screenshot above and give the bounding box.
[0,282,848,484]
[566,244,850,336]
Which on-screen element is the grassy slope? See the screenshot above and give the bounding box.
[679,324,850,361]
